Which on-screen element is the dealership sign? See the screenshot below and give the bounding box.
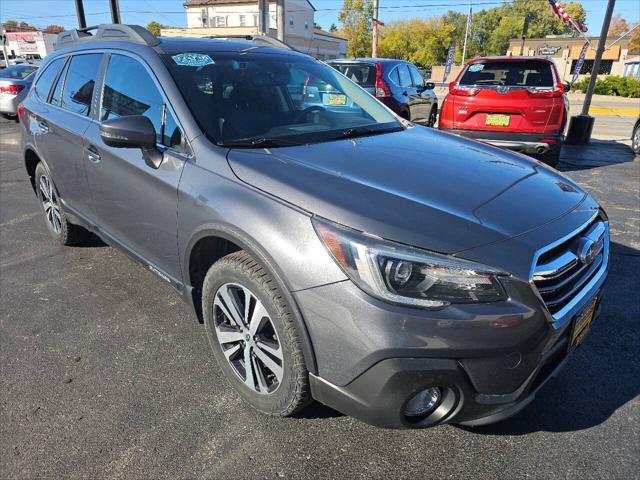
[537,44,561,56]
[5,32,42,54]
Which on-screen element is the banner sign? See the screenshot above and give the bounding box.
[443,43,456,83]
[571,41,589,83]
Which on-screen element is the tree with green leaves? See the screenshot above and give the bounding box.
[338,0,373,58]
[146,21,171,37]
[329,23,338,33]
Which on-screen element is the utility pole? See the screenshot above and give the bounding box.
[461,0,471,64]
[258,0,269,35]
[75,0,87,28]
[519,15,530,56]
[372,0,379,58]
[1,33,10,68]
[566,0,616,144]
[276,0,285,42]
[109,0,121,24]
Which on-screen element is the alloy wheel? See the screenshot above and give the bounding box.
[39,173,62,234]
[213,282,284,394]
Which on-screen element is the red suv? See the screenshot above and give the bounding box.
[439,57,568,166]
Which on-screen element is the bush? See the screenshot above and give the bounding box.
[571,76,640,98]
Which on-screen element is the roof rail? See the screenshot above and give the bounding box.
[54,24,159,51]
[205,34,298,52]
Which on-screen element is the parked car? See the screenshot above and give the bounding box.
[327,58,438,127]
[0,63,38,118]
[632,117,640,154]
[20,25,609,429]
[439,56,569,166]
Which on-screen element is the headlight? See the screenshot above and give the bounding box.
[313,218,508,309]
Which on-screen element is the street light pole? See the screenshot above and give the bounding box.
[566,0,616,144]
[75,0,87,29]
[461,0,471,64]
[109,0,121,24]
[372,0,379,58]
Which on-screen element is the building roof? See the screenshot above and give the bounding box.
[313,28,346,41]
[184,0,316,11]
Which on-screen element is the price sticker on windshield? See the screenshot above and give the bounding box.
[172,53,214,67]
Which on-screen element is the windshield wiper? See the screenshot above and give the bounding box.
[337,125,403,140]
[217,137,301,148]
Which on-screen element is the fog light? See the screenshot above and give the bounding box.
[404,387,442,417]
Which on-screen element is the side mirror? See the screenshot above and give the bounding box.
[99,115,163,169]
[564,82,571,92]
[424,82,435,90]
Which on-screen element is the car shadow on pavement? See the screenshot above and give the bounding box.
[462,241,640,435]
[558,140,636,171]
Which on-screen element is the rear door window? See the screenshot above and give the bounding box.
[101,54,183,151]
[460,61,555,87]
[50,60,69,107]
[61,54,103,116]
[32,58,65,101]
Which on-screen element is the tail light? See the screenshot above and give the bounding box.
[17,103,26,122]
[0,84,25,95]
[448,81,479,97]
[375,62,391,98]
[527,83,565,98]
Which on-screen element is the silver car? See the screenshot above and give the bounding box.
[20,25,609,429]
[0,64,38,117]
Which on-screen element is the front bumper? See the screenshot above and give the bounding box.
[0,94,20,114]
[441,128,562,156]
[308,302,601,428]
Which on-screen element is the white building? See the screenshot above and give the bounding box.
[1,31,57,61]
[162,0,347,60]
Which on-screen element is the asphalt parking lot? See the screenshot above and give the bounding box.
[1,114,638,479]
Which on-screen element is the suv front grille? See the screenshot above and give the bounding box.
[532,216,608,319]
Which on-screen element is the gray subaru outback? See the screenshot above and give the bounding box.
[20,24,609,428]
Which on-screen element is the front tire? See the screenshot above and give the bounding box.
[427,106,437,128]
[35,162,91,246]
[632,121,640,155]
[202,251,310,417]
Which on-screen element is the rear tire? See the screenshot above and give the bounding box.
[35,162,91,246]
[202,250,310,417]
[427,106,437,128]
[539,146,561,168]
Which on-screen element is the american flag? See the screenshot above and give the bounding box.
[548,0,588,33]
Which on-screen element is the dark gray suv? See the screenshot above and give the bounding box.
[20,25,609,428]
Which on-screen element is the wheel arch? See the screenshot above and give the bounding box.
[184,222,318,374]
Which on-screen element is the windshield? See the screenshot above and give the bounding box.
[0,64,38,80]
[162,51,401,146]
[459,60,554,87]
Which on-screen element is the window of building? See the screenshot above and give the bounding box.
[32,57,65,101]
[239,15,246,27]
[570,59,613,75]
[304,20,309,29]
[214,16,227,27]
[100,54,182,151]
[289,17,294,26]
[60,53,102,116]
[201,9,208,27]
[253,14,258,26]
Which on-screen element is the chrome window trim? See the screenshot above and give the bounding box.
[528,211,609,329]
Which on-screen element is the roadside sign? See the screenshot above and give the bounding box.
[443,43,456,83]
[571,41,589,84]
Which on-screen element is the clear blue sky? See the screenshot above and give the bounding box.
[1,0,639,34]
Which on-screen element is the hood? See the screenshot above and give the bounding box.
[227,126,586,254]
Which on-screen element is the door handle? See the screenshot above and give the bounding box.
[37,120,50,134]
[86,145,101,164]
